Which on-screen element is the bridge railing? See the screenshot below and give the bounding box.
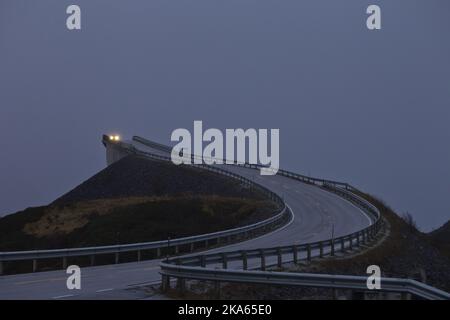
[0,139,290,275]
[161,177,382,273]
[158,184,447,300]
[132,136,356,191]
[159,263,450,300]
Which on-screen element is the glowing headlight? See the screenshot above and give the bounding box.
[109,135,120,141]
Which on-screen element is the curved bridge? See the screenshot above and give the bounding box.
[0,135,381,299]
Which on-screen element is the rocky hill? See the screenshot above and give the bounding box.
[53,155,263,204]
[0,155,277,252]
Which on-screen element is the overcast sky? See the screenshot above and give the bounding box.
[0,1,449,231]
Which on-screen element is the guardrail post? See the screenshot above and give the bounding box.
[356,232,360,247]
[200,255,206,268]
[157,248,161,258]
[0,261,3,275]
[307,244,311,262]
[205,240,209,249]
[260,250,266,271]
[222,253,227,269]
[161,275,170,292]
[32,259,37,273]
[331,240,335,256]
[341,238,345,252]
[242,251,248,270]
[177,277,186,293]
[190,243,194,252]
[217,237,221,245]
[90,255,95,266]
[401,292,411,300]
[277,248,282,267]
[115,252,119,264]
[292,245,298,264]
[175,246,179,255]
[319,242,324,258]
[62,257,67,269]
[137,250,141,262]
[349,236,353,251]
[214,281,221,299]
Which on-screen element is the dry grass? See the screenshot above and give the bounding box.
[23,196,167,237]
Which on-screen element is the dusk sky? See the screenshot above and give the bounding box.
[0,0,449,231]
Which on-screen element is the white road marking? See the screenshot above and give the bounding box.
[190,203,296,254]
[96,288,114,293]
[52,294,74,299]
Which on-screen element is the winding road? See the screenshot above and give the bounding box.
[0,137,371,299]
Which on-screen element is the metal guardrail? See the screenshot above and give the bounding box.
[159,180,383,270]
[0,137,290,274]
[159,186,448,300]
[160,264,450,300]
[133,136,355,191]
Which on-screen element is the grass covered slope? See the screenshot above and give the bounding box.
[0,156,277,251]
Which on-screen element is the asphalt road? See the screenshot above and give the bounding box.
[0,139,371,299]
